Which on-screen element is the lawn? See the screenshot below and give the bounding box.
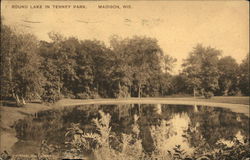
[194,96,249,105]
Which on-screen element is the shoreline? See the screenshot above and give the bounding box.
[56,97,249,116]
[0,97,249,153]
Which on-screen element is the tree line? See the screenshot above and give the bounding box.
[1,24,249,105]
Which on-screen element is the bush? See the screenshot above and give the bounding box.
[89,91,101,99]
[62,90,76,99]
[204,91,213,99]
[75,93,90,99]
[75,91,100,99]
[41,89,61,103]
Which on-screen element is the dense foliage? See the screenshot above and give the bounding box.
[238,53,250,96]
[1,25,249,104]
[1,25,175,103]
[1,25,44,105]
[181,44,248,97]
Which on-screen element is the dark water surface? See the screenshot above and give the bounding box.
[12,104,249,155]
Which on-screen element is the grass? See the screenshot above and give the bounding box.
[195,96,249,105]
[1,96,249,130]
[1,96,249,131]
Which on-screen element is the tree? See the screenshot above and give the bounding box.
[1,25,44,105]
[13,33,44,104]
[39,36,63,102]
[109,35,176,98]
[1,24,178,103]
[216,56,239,96]
[59,37,79,97]
[0,25,16,99]
[238,53,249,96]
[39,34,79,102]
[77,40,111,98]
[111,36,166,98]
[74,43,94,98]
[170,74,189,95]
[109,36,134,98]
[182,44,221,98]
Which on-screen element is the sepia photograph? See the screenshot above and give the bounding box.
[0,0,249,159]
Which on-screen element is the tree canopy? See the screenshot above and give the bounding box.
[182,44,221,98]
[1,25,44,105]
[1,25,249,104]
[238,53,249,96]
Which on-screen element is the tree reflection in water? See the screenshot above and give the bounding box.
[13,104,249,157]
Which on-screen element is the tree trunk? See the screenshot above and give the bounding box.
[96,83,99,94]
[193,88,196,98]
[13,93,21,106]
[21,96,26,105]
[138,84,141,98]
[161,86,164,96]
[118,81,121,98]
[8,55,14,99]
[129,84,132,97]
[58,80,61,96]
[8,56,12,82]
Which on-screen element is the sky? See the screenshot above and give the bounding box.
[1,1,249,74]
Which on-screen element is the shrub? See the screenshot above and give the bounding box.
[204,91,213,99]
[41,89,61,103]
[75,93,90,99]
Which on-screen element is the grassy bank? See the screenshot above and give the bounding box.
[1,96,249,129]
[56,96,250,105]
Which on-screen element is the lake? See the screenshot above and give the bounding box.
[12,104,249,159]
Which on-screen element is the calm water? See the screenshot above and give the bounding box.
[12,104,249,156]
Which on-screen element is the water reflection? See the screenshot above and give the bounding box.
[12,104,249,155]
[166,113,193,154]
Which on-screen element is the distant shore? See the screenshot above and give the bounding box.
[1,96,249,129]
[56,97,249,116]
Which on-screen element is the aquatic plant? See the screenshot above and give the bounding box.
[3,109,250,160]
[62,110,250,160]
[83,111,144,160]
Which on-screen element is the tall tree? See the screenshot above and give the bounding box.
[109,36,133,98]
[110,36,166,98]
[170,74,189,95]
[216,56,239,96]
[1,25,44,105]
[39,33,79,102]
[1,25,178,103]
[78,40,111,98]
[0,25,16,99]
[74,42,94,98]
[182,44,221,98]
[238,53,249,96]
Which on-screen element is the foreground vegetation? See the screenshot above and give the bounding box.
[1,109,249,160]
[1,24,249,106]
